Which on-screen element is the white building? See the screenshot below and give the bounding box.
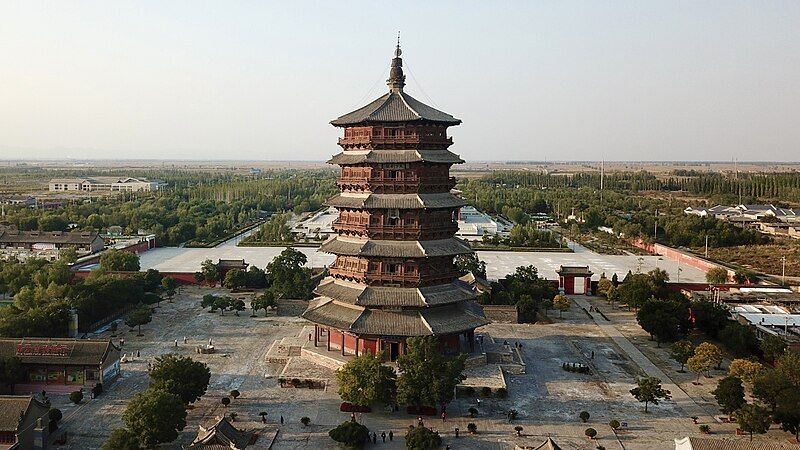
[49,177,166,192]
[291,207,338,239]
[456,206,513,241]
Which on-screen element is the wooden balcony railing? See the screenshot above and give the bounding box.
[338,136,453,148]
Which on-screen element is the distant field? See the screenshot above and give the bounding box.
[702,242,800,277]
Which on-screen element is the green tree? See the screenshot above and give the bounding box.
[753,369,793,413]
[266,248,313,299]
[617,273,659,309]
[776,351,800,387]
[597,277,612,297]
[0,356,25,390]
[405,424,441,450]
[223,268,247,290]
[200,259,220,284]
[101,428,141,450]
[516,295,538,323]
[691,300,730,338]
[630,377,671,412]
[99,249,140,272]
[711,376,746,414]
[552,294,571,318]
[454,253,487,279]
[122,388,187,448]
[149,355,211,405]
[735,404,771,441]
[705,267,729,284]
[161,277,177,302]
[718,322,759,357]
[336,353,396,407]
[251,291,277,316]
[637,298,689,345]
[59,247,79,264]
[124,306,152,336]
[397,336,466,409]
[760,334,786,361]
[69,391,83,404]
[328,421,369,449]
[670,340,695,372]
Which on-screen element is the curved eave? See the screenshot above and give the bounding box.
[314,277,477,307]
[325,192,467,210]
[330,91,461,127]
[327,150,464,165]
[319,236,472,258]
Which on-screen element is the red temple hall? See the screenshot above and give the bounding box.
[302,42,487,361]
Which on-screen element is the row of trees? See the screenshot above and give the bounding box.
[104,355,211,449]
[197,248,315,300]
[0,253,175,337]
[1,170,336,247]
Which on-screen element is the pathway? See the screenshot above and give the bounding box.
[571,297,713,422]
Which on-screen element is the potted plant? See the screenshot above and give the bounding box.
[221,397,231,407]
[467,423,477,434]
[580,411,590,423]
[585,428,597,440]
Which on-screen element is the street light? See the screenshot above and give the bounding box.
[781,256,787,286]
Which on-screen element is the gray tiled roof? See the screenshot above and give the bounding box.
[0,395,50,432]
[188,416,254,449]
[0,230,102,245]
[302,299,486,336]
[314,278,476,307]
[325,193,466,210]
[328,150,464,165]
[331,91,461,126]
[319,236,472,258]
[0,338,118,367]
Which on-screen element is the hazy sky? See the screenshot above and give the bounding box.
[1,1,799,162]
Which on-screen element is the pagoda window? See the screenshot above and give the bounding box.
[385,263,400,274]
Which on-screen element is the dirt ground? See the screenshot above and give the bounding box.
[47,286,797,449]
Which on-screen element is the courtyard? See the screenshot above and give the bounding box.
[46,285,779,449]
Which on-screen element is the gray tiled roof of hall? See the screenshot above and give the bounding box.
[319,236,472,258]
[330,91,461,126]
[328,149,464,165]
[325,192,467,210]
[314,277,475,307]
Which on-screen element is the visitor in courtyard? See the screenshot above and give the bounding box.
[388,430,393,441]
[381,431,386,442]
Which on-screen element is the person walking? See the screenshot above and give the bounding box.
[388,430,393,441]
[174,339,178,347]
[441,411,447,422]
[371,432,377,444]
[280,415,284,425]
[381,431,386,442]
[183,336,187,344]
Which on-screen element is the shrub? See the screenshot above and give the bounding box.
[329,421,369,449]
[467,422,477,434]
[585,428,597,439]
[699,424,710,434]
[69,391,83,404]
[496,387,508,399]
[221,397,231,407]
[481,386,492,397]
[609,419,620,430]
[230,389,240,399]
[301,416,311,426]
[580,411,590,423]
[468,407,478,418]
[405,425,441,450]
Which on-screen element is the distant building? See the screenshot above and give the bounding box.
[217,259,249,279]
[556,265,593,295]
[0,395,50,450]
[456,206,512,241]
[685,204,800,223]
[0,230,104,254]
[48,177,166,192]
[292,207,338,239]
[0,196,35,207]
[0,338,121,393]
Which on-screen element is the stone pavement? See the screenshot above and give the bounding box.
[571,297,713,422]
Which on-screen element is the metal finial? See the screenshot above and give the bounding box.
[395,31,402,57]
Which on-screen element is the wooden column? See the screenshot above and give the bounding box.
[355,337,360,357]
[313,325,318,347]
[341,333,346,356]
[326,328,331,351]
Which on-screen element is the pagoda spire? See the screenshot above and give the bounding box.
[387,32,406,93]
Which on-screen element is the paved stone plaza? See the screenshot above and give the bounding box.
[47,286,789,449]
[137,243,707,283]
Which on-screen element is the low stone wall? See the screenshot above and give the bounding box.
[631,239,735,281]
[482,305,518,323]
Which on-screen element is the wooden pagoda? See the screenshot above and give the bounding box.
[302,42,487,361]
